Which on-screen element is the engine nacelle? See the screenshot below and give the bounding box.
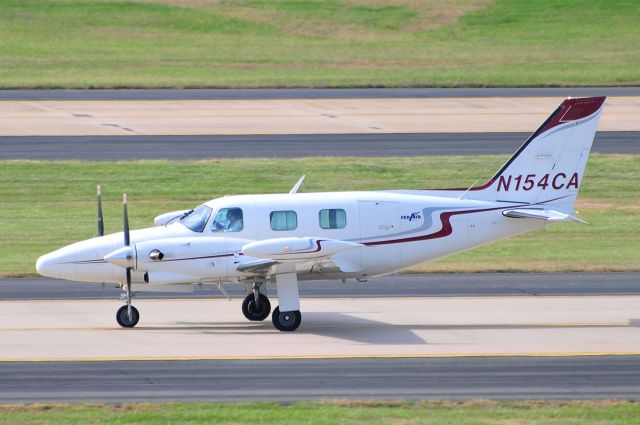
[241,237,362,262]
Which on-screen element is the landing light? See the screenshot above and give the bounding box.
[149,249,164,261]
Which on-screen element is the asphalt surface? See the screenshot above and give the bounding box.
[1,131,637,160]
[2,87,640,100]
[3,272,638,300]
[1,355,639,402]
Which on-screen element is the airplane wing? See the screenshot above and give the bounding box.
[235,258,279,274]
[502,208,588,224]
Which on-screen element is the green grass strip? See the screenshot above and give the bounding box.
[1,400,639,425]
[0,0,639,88]
[1,154,638,277]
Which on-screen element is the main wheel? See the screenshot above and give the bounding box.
[271,306,302,332]
[242,293,271,321]
[116,305,140,328]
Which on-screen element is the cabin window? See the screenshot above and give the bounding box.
[211,207,244,233]
[270,210,297,231]
[319,209,347,229]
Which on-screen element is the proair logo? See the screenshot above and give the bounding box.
[401,211,422,222]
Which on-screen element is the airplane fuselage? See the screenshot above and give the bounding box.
[37,190,543,286]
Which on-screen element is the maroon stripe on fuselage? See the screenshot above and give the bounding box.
[363,206,506,246]
[162,253,236,262]
[63,259,108,265]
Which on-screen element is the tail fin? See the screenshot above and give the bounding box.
[467,96,605,209]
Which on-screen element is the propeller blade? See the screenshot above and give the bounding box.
[97,185,104,237]
[123,193,130,246]
[123,193,133,322]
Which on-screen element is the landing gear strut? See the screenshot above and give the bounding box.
[271,267,302,332]
[116,281,139,328]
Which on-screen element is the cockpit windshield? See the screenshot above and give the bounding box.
[179,204,213,233]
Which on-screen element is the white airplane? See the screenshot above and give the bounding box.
[36,96,605,331]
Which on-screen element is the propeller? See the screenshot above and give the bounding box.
[123,193,133,322]
[100,189,138,326]
[97,185,104,237]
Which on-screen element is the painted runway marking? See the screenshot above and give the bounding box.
[1,352,640,363]
[0,323,631,332]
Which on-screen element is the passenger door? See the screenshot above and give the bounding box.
[358,201,402,272]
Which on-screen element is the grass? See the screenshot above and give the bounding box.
[1,400,639,425]
[1,154,638,277]
[0,0,639,88]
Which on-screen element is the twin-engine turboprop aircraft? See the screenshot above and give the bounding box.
[36,96,606,331]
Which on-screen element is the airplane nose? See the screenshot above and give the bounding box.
[35,248,77,279]
[35,252,63,278]
[35,237,123,283]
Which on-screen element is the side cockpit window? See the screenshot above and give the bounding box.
[211,208,244,233]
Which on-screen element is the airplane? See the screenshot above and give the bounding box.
[36,96,606,332]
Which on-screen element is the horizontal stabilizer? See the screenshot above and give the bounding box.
[502,208,588,224]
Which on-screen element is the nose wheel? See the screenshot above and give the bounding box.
[241,293,271,321]
[116,305,140,328]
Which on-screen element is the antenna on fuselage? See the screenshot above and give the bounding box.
[289,175,306,194]
[458,180,479,200]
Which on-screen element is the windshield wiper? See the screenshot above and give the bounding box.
[179,209,194,220]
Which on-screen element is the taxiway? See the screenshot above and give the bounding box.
[0,294,639,402]
[2,272,639,300]
[1,131,637,160]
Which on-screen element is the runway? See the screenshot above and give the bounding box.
[1,131,637,160]
[2,295,640,360]
[2,356,639,402]
[2,87,640,100]
[3,272,639,300]
[0,293,639,402]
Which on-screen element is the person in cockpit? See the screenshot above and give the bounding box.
[224,208,243,232]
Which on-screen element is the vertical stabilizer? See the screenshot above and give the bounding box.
[464,96,605,209]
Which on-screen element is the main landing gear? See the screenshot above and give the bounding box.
[271,307,302,332]
[242,271,302,332]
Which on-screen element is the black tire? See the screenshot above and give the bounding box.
[242,293,271,321]
[271,306,302,332]
[116,305,140,328]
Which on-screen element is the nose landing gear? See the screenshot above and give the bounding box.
[116,305,140,328]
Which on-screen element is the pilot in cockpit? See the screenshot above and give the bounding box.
[225,208,243,232]
[212,207,244,232]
